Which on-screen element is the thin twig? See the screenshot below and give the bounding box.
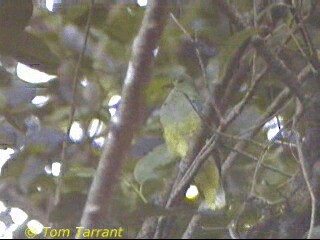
[222,65,312,176]
[290,1,318,65]
[155,57,267,239]
[228,202,246,239]
[167,64,266,207]
[55,0,94,205]
[293,103,316,239]
[252,0,257,85]
[249,144,271,196]
[165,132,219,210]
[244,116,297,196]
[220,59,250,112]
[213,129,265,149]
[224,66,267,125]
[123,175,148,204]
[223,144,292,178]
[285,24,316,73]
[216,0,305,102]
[153,2,310,237]
[169,12,223,121]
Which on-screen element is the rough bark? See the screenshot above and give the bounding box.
[79,0,169,230]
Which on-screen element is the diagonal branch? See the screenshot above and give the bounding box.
[79,0,169,230]
[167,64,267,211]
[216,0,305,102]
[222,65,312,176]
[181,214,202,239]
[152,65,266,238]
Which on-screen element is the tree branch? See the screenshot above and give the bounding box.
[216,0,305,102]
[79,0,169,229]
[181,214,201,239]
[55,0,94,206]
[222,63,312,176]
[294,134,316,239]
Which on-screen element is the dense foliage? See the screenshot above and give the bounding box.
[1,0,320,238]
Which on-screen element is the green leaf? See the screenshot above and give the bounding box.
[134,144,177,185]
[105,39,130,61]
[30,174,56,194]
[61,4,88,25]
[1,32,60,75]
[62,175,92,194]
[49,192,87,224]
[67,166,96,178]
[254,148,298,204]
[218,29,258,80]
[0,158,25,181]
[105,6,144,44]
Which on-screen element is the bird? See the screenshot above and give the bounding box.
[159,78,225,211]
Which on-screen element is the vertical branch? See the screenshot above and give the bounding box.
[293,102,316,239]
[79,0,169,229]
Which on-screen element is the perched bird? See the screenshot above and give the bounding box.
[159,78,225,211]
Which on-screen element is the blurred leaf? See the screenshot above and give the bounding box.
[61,4,89,25]
[0,0,33,38]
[0,66,13,86]
[134,202,199,219]
[105,39,130,61]
[131,136,163,159]
[0,32,60,75]
[237,207,261,234]
[105,5,143,44]
[30,174,56,194]
[255,147,298,203]
[67,165,96,178]
[45,106,70,124]
[25,144,48,156]
[218,29,258,80]
[0,158,25,181]
[134,144,177,185]
[49,192,87,225]
[0,90,7,110]
[63,175,92,194]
